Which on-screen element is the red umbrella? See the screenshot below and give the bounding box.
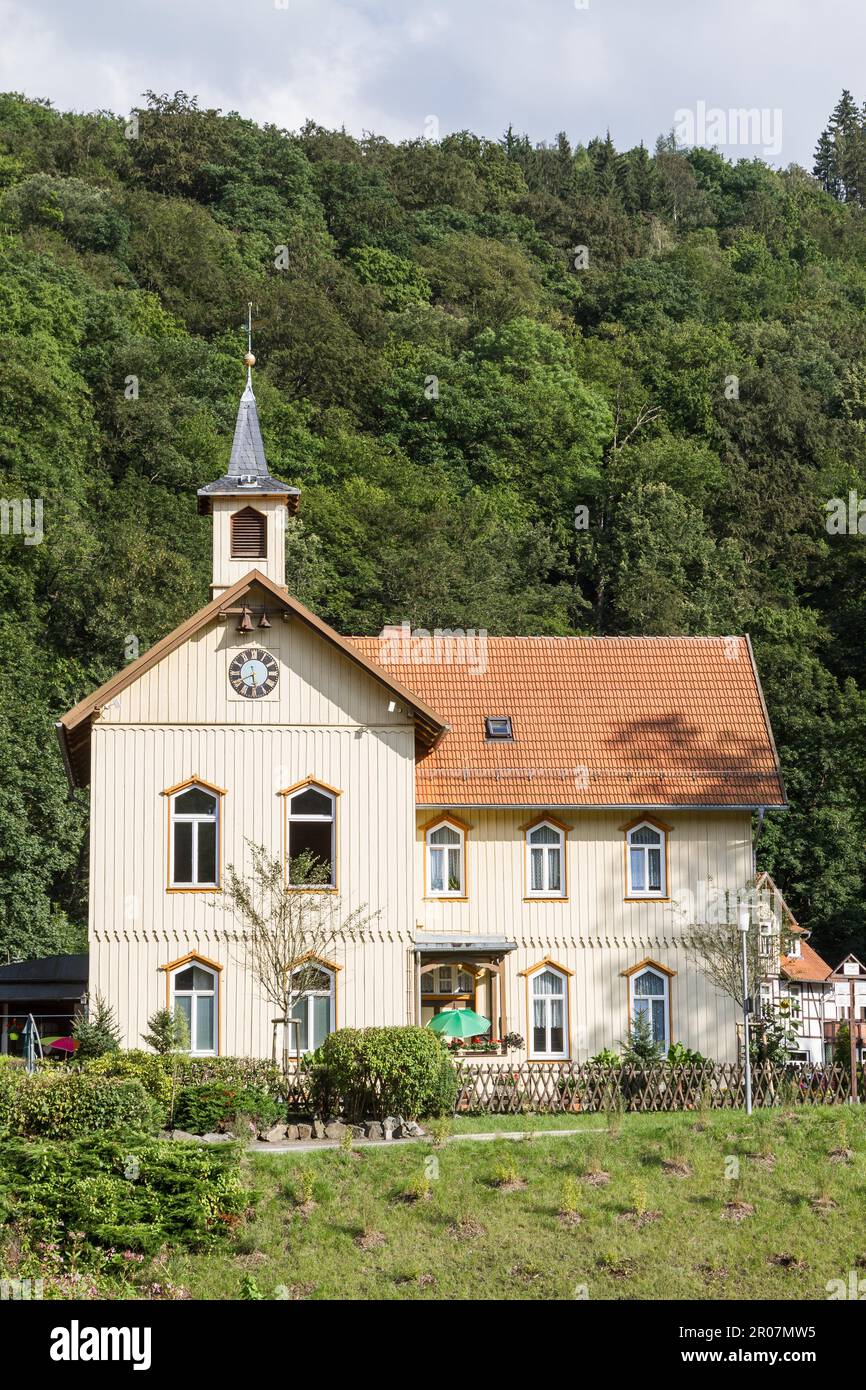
[47,1037,78,1053]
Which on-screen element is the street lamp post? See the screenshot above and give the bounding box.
[738,903,753,1116]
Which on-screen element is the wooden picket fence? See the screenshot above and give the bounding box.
[454,1060,862,1115]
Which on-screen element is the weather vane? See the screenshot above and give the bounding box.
[244,301,255,384]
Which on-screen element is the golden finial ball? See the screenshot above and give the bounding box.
[244,351,256,367]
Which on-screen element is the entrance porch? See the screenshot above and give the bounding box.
[412,936,517,1057]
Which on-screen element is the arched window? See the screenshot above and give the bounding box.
[426,819,465,898]
[526,820,565,897]
[528,965,569,1060]
[630,965,671,1053]
[626,821,667,898]
[169,782,221,888]
[170,958,219,1055]
[289,962,335,1054]
[286,783,336,887]
[230,506,267,559]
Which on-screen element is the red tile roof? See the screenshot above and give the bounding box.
[780,942,833,983]
[349,632,785,808]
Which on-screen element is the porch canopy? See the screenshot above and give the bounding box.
[413,936,517,1048]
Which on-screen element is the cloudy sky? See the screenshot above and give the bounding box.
[1,0,863,166]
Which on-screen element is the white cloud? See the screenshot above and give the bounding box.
[0,0,863,165]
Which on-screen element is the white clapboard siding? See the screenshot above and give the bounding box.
[88,607,417,1052]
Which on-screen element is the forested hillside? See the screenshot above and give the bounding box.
[2,90,866,966]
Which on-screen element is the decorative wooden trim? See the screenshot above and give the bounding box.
[281,779,340,892]
[165,779,225,893]
[277,777,343,800]
[617,814,675,834]
[517,812,573,834]
[160,952,223,1056]
[161,776,228,799]
[519,956,575,978]
[419,810,473,834]
[520,957,572,1062]
[620,957,677,979]
[521,815,569,900]
[422,813,471,901]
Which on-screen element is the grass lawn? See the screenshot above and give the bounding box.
[163,1105,866,1300]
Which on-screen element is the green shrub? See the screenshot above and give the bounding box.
[307,1026,458,1123]
[141,1007,189,1054]
[172,1056,286,1100]
[73,994,122,1060]
[0,1133,249,1254]
[82,1050,176,1112]
[666,1042,710,1065]
[173,1082,282,1134]
[78,1045,287,1123]
[0,1072,160,1139]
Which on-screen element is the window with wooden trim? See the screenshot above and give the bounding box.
[289,963,335,1053]
[529,966,568,1060]
[526,821,564,897]
[170,784,220,888]
[630,966,670,1053]
[230,505,267,559]
[287,784,335,887]
[426,820,465,897]
[171,960,218,1055]
[420,966,474,995]
[626,821,666,897]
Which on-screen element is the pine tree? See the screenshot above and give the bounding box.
[814,90,865,203]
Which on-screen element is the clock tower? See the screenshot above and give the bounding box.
[197,346,299,597]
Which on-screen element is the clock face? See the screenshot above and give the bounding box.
[229,647,279,699]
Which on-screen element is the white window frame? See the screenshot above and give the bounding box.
[287,784,336,887]
[525,820,565,898]
[630,965,670,1054]
[426,820,466,898]
[289,963,335,1054]
[169,783,220,888]
[170,959,219,1056]
[528,965,569,1061]
[626,821,667,898]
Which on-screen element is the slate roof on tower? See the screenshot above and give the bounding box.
[197,376,300,514]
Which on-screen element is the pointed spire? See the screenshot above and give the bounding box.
[196,309,300,515]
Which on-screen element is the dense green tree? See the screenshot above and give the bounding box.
[0,90,865,970]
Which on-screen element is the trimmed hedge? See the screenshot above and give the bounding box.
[0,1071,161,1139]
[307,1026,458,1122]
[80,1051,286,1105]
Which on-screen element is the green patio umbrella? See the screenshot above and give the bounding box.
[428,1008,491,1039]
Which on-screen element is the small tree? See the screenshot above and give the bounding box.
[142,1006,190,1055]
[219,842,378,1073]
[684,879,797,1012]
[620,1007,663,1064]
[72,993,122,1060]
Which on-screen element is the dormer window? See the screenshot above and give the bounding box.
[485,716,513,740]
[231,506,267,559]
